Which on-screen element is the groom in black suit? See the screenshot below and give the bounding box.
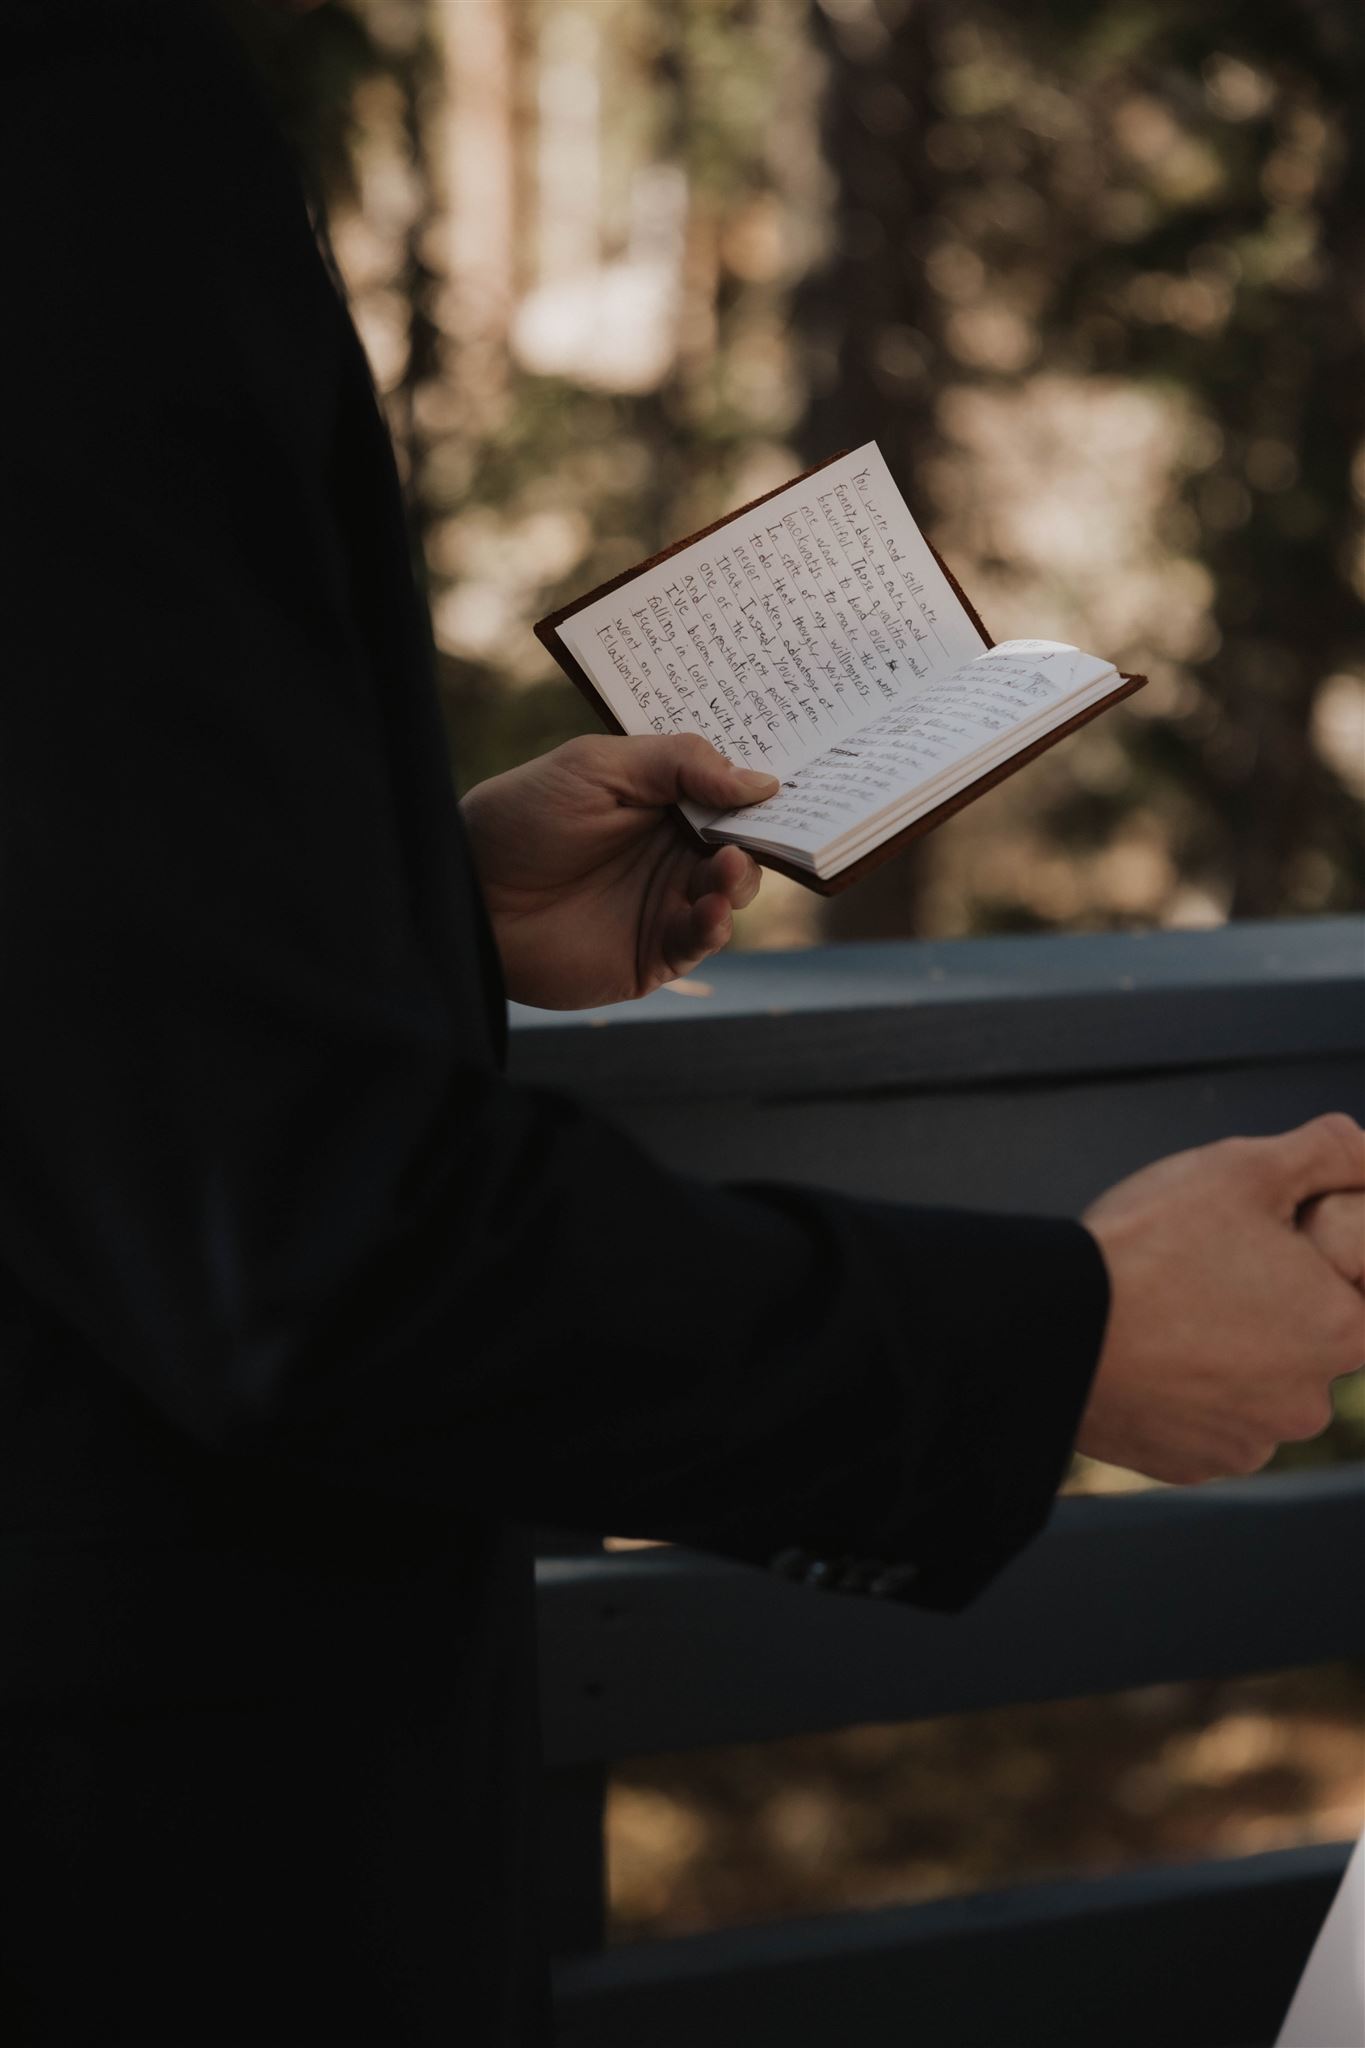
[2,4,1362,2042]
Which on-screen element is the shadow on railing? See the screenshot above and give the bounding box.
[510,918,1365,2048]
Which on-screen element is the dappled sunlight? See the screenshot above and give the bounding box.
[606,1668,1365,1943]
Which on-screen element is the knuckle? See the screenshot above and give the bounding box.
[1276,1393,1333,1443]
[1310,1111,1365,1180]
[1238,1439,1278,1476]
[1190,1430,1274,1480]
[1313,1110,1362,1147]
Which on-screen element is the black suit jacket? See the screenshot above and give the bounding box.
[0,6,1108,2041]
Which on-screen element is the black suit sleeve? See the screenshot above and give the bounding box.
[0,2,1108,1614]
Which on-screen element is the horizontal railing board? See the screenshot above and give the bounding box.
[593,1056,1363,1216]
[524,925,1365,1977]
[509,918,1365,1106]
[552,1841,1351,2048]
[537,1469,1365,1765]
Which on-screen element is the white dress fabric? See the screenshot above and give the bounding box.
[1277,1831,1365,2047]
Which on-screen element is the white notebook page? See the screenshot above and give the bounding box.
[552,442,988,823]
[705,642,1114,857]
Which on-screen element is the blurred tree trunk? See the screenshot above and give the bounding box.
[630,0,691,556]
[1220,37,1365,916]
[793,0,954,942]
[1040,0,1365,922]
[434,0,519,454]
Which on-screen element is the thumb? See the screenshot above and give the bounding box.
[1260,1113,1365,1213]
[612,734,779,811]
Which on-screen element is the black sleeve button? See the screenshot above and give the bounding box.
[867,1562,921,1598]
[836,1557,885,1594]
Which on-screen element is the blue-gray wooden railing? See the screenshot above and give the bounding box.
[509,917,1365,2048]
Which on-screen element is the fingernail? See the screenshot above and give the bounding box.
[736,770,778,791]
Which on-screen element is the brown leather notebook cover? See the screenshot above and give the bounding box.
[534,448,1146,896]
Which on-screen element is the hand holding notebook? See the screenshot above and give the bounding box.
[538,442,1144,893]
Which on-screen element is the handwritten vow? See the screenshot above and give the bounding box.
[547,440,1137,884]
[554,443,987,791]
[720,642,1110,849]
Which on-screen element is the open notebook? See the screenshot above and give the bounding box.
[536,443,1145,893]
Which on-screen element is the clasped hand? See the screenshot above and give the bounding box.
[1080,1122,1365,1482]
[464,733,1365,1486]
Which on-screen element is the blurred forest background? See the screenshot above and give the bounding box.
[230,0,1364,951]
[227,0,1363,1945]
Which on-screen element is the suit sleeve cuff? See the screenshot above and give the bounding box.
[665,1204,1111,1617]
[860,1208,1111,1611]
